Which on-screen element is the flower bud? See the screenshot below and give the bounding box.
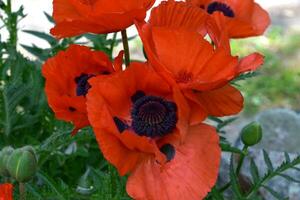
[241,122,263,146]
[7,146,38,182]
[0,146,14,177]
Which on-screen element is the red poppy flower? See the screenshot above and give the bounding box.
[136,0,264,123]
[42,45,123,135]
[0,184,13,200]
[186,0,271,38]
[51,0,155,38]
[86,63,221,199]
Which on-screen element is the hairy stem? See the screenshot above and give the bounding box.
[236,146,248,176]
[121,29,130,67]
[19,182,26,200]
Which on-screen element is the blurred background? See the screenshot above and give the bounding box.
[1,0,300,199]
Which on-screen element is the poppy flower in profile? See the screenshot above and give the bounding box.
[136,0,264,123]
[86,63,221,199]
[50,0,155,38]
[0,183,13,200]
[186,0,271,38]
[42,45,123,135]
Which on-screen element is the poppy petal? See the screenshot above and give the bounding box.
[0,183,13,200]
[238,53,264,74]
[194,84,244,116]
[149,0,207,33]
[42,45,114,135]
[126,124,221,200]
[113,50,124,72]
[51,0,155,38]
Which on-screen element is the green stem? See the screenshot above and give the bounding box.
[19,182,26,200]
[4,0,17,49]
[121,29,130,67]
[236,145,248,176]
[219,146,248,193]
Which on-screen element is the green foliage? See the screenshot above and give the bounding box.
[231,27,300,115]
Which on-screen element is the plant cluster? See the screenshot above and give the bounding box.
[0,0,300,200]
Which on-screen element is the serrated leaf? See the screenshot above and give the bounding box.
[220,143,243,155]
[292,167,300,172]
[37,171,67,200]
[262,185,286,200]
[229,156,243,198]
[21,44,50,61]
[279,174,300,183]
[208,116,224,124]
[284,152,291,163]
[250,158,260,183]
[232,72,259,83]
[23,30,56,44]
[217,117,237,130]
[263,150,274,171]
[44,12,54,23]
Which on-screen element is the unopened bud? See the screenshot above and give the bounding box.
[7,146,38,182]
[241,122,263,146]
[0,146,14,177]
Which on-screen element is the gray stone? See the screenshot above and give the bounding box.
[255,108,300,153]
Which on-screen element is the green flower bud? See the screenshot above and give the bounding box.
[0,146,14,177]
[7,146,38,182]
[241,122,263,146]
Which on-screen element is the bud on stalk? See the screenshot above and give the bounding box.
[241,122,263,147]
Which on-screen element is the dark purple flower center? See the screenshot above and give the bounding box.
[75,73,95,96]
[130,91,177,138]
[207,1,235,18]
[160,144,176,162]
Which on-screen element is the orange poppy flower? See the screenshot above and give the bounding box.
[0,183,13,200]
[86,63,221,199]
[42,45,123,135]
[186,0,271,38]
[51,0,155,38]
[136,0,264,123]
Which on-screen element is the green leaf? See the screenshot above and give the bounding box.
[209,187,224,200]
[37,171,67,200]
[250,158,260,183]
[263,150,274,171]
[1,82,30,136]
[44,12,54,23]
[229,156,243,199]
[23,30,56,44]
[220,143,244,155]
[21,44,50,61]
[292,167,300,172]
[217,117,237,131]
[278,174,300,183]
[208,116,224,124]
[284,152,291,163]
[232,72,259,83]
[262,185,287,200]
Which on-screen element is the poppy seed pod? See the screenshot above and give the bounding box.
[0,146,14,177]
[6,146,38,182]
[241,122,263,146]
